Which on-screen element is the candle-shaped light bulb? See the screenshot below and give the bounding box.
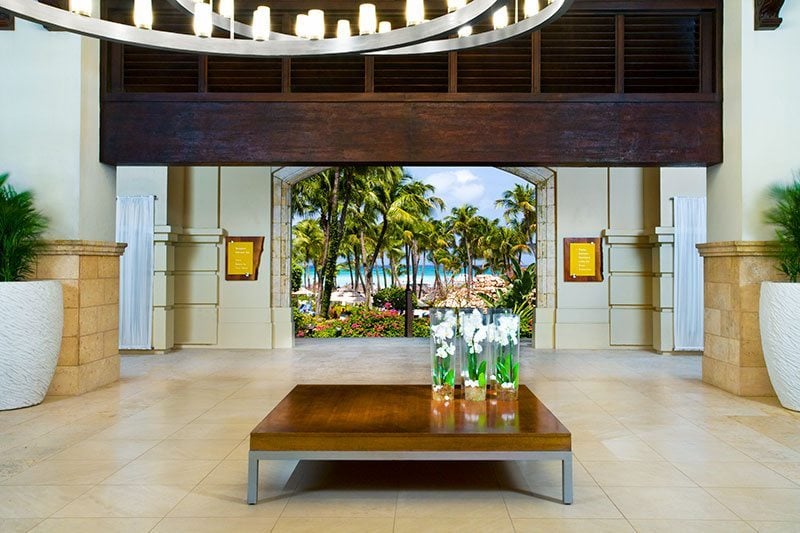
[295,13,309,38]
[336,19,351,38]
[307,9,325,40]
[447,0,465,12]
[457,25,472,37]
[406,0,424,26]
[524,0,539,17]
[492,6,508,29]
[218,0,233,18]
[378,20,391,33]
[193,2,213,37]
[133,0,153,28]
[69,0,92,16]
[252,6,270,40]
[358,3,377,35]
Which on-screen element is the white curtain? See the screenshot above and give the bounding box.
[116,196,154,349]
[673,197,706,351]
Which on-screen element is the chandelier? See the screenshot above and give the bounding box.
[0,0,573,57]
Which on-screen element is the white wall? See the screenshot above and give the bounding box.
[708,0,800,242]
[0,21,115,242]
[554,167,612,348]
[550,166,705,350]
[217,167,273,348]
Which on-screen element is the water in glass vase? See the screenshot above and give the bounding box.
[430,308,457,401]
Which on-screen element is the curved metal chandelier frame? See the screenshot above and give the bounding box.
[0,0,573,57]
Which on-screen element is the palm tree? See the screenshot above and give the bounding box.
[496,183,537,257]
[426,219,454,297]
[295,167,364,317]
[358,167,441,305]
[445,205,483,286]
[292,219,324,289]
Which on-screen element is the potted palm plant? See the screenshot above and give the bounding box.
[0,173,63,410]
[760,175,800,411]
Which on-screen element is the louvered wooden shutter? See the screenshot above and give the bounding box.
[540,14,616,93]
[623,14,701,93]
[458,35,532,93]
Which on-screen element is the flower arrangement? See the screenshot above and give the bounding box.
[430,308,457,401]
[492,313,520,401]
[460,308,489,401]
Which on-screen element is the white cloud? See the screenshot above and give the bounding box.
[421,169,487,210]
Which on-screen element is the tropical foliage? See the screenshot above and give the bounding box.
[479,258,536,337]
[765,175,800,282]
[295,305,428,338]
[292,166,538,334]
[0,174,48,282]
[372,286,416,311]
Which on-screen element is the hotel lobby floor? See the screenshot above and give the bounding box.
[1,338,800,532]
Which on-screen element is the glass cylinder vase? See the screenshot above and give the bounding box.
[459,308,489,401]
[491,311,520,401]
[486,308,511,398]
[430,308,457,401]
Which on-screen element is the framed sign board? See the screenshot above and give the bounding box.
[564,238,603,282]
[225,236,265,281]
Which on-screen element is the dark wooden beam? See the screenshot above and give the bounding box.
[101,100,721,166]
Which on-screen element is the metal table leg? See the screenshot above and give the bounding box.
[562,454,573,505]
[247,451,259,504]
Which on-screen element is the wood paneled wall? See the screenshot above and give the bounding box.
[100,0,722,166]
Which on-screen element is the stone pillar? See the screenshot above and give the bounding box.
[697,242,781,396]
[34,240,126,395]
[271,174,294,348]
[651,228,675,353]
[152,225,177,351]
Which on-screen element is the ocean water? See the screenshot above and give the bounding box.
[300,265,464,289]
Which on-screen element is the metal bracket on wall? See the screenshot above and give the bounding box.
[755,0,786,30]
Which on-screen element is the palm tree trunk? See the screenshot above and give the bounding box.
[347,252,355,288]
[320,168,354,319]
[418,253,426,298]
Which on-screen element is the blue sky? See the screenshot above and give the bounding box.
[406,167,525,222]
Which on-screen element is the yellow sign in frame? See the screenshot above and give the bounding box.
[563,237,603,282]
[227,241,254,276]
[569,242,596,277]
[225,236,265,281]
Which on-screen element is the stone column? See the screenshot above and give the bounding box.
[650,228,675,353]
[271,174,294,348]
[34,240,126,395]
[697,242,781,396]
[152,225,178,351]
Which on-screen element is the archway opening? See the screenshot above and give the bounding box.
[282,166,554,341]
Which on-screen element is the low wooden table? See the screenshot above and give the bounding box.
[248,384,573,504]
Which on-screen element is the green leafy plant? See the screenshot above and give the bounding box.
[493,314,521,390]
[372,286,417,311]
[430,310,457,390]
[478,257,535,337]
[460,310,488,387]
[291,263,303,292]
[765,176,800,282]
[0,174,48,282]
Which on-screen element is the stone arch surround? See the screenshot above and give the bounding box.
[269,166,556,348]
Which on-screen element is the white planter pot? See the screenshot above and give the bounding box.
[760,282,800,411]
[0,281,63,410]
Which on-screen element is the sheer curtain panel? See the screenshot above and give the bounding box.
[673,197,706,351]
[116,196,154,349]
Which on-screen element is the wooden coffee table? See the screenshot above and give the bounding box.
[248,384,572,504]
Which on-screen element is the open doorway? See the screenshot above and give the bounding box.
[287,166,555,340]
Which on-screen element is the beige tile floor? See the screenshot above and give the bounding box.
[1,338,799,532]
